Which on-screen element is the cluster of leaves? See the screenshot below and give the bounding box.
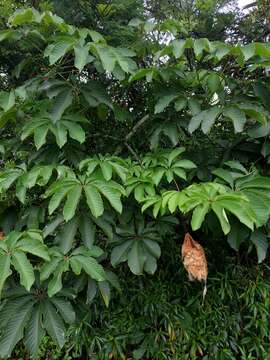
[10,240,270,360]
[0,4,269,358]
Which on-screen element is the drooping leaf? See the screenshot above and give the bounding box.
[12,251,35,291]
[250,230,268,263]
[0,299,34,358]
[24,305,45,358]
[43,301,66,348]
[0,254,12,295]
[51,89,73,123]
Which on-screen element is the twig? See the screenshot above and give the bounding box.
[125,114,149,142]
[114,114,149,159]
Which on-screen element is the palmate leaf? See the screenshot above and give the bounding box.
[159,182,259,234]
[0,231,49,293]
[21,116,86,149]
[111,230,161,275]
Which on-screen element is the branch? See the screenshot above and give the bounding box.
[114,114,149,158]
[125,114,149,142]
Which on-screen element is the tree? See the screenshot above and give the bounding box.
[0,2,269,358]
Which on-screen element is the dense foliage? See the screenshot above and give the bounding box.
[0,0,269,359]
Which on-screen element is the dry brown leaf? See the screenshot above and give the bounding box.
[181,232,208,282]
[0,231,5,241]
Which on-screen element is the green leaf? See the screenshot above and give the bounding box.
[217,197,255,230]
[191,203,210,230]
[0,300,34,358]
[212,203,230,234]
[154,94,178,114]
[253,82,270,112]
[143,239,161,258]
[74,44,93,72]
[40,257,62,281]
[100,162,113,181]
[174,159,197,169]
[227,219,249,251]
[194,38,210,58]
[18,237,50,261]
[172,39,186,58]
[144,253,157,274]
[207,73,220,93]
[62,120,85,143]
[105,270,121,291]
[188,111,205,133]
[34,125,49,150]
[212,168,234,187]
[188,98,201,116]
[0,91,15,112]
[43,214,64,238]
[47,181,74,215]
[24,305,45,359]
[63,185,82,221]
[69,257,82,275]
[243,189,270,226]
[223,106,246,133]
[47,261,69,297]
[51,89,73,123]
[110,240,133,266]
[79,214,95,248]
[47,41,73,65]
[95,45,116,72]
[201,106,220,134]
[57,217,79,255]
[128,242,145,275]
[87,279,97,303]
[84,184,104,218]
[10,8,38,26]
[93,181,122,213]
[74,255,106,281]
[43,301,66,348]
[174,97,187,111]
[50,298,75,324]
[98,281,110,307]
[12,251,35,291]
[0,254,12,295]
[250,230,268,263]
